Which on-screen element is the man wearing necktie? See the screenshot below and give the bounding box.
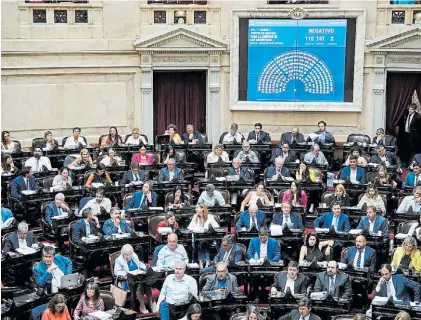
[314,260,352,300]
[341,235,376,272]
[402,163,421,189]
[235,204,266,231]
[10,166,36,202]
[400,103,421,164]
[277,297,321,320]
[120,162,146,185]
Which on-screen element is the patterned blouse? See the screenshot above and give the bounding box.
[74,294,105,317]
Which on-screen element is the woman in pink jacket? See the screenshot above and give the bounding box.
[282,181,308,208]
[131,145,154,165]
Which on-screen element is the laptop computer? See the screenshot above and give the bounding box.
[59,273,79,289]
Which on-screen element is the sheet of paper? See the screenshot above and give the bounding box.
[16,247,37,255]
[88,311,112,319]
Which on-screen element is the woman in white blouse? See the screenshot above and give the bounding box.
[240,182,272,212]
[52,167,73,190]
[114,244,153,314]
[100,148,122,167]
[206,144,230,164]
[357,185,386,213]
[188,204,219,268]
[125,128,148,146]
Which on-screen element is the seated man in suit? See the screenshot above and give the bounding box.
[24,146,52,173]
[397,186,421,213]
[103,207,131,235]
[370,145,402,169]
[403,162,421,189]
[45,193,71,226]
[375,263,421,302]
[227,158,252,181]
[247,122,271,144]
[72,208,101,245]
[221,123,243,144]
[10,166,36,200]
[279,297,321,320]
[314,202,350,232]
[197,183,226,207]
[271,261,309,296]
[272,202,304,229]
[341,235,376,272]
[280,127,305,146]
[266,156,291,179]
[2,221,39,253]
[183,124,204,145]
[410,154,421,169]
[313,121,335,144]
[80,188,112,216]
[247,227,280,262]
[270,142,298,164]
[202,262,239,297]
[372,128,395,146]
[123,181,158,210]
[156,233,189,268]
[356,205,389,239]
[1,207,15,229]
[303,144,329,166]
[339,155,366,184]
[235,140,259,163]
[158,158,184,182]
[236,204,266,231]
[314,260,352,299]
[120,162,147,185]
[33,246,72,292]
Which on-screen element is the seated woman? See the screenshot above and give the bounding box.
[179,304,202,320]
[114,244,153,314]
[1,131,20,152]
[295,162,318,182]
[73,283,104,320]
[163,146,182,164]
[240,182,273,212]
[165,124,182,145]
[282,181,308,208]
[168,186,189,209]
[100,148,122,167]
[68,148,93,169]
[131,145,154,165]
[299,232,332,263]
[52,167,73,190]
[125,127,148,145]
[327,184,350,207]
[40,131,59,151]
[100,126,123,147]
[357,185,386,213]
[373,164,398,187]
[41,294,71,320]
[206,144,230,163]
[1,154,17,173]
[156,211,179,237]
[242,305,263,320]
[392,236,421,272]
[344,147,368,167]
[188,204,219,268]
[85,163,113,189]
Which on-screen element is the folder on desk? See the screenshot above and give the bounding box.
[310,292,327,300]
[15,247,37,255]
[88,310,112,319]
[158,227,172,234]
[372,296,389,306]
[270,224,283,236]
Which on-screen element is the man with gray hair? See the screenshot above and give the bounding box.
[45,193,71,225]
[303,143,328,166]
[156,260,198,320]
[3,221,39,253]
[156,233,189,267]
[397,186,421,213]
[235,140,259,163]
[222,123,244,144]
[197,184,226,207]
[202,262,239,296]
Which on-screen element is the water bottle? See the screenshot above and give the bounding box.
[254,252,258,261]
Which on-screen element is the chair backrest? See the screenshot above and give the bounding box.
[123,193,134,208]
[98,134,107,146]
[230,313,247,320]
[219,190,231,204]
[148,214,166,239]
[206,167,226,179]
[32,138,44,150]
[79,197,94,210]
[385,135,397,147]
[68,220,78,247]
[83,170,95,185]
[366,172,378,183]
[43,176,54,189]
[109,251,121,277]
[100,291,115,311]
[321,191,335,205]
[340,247,349,260]
[346,134,371,145]
[397,221,418,234]
[152,244,165,267]
[219,132,228,144]
[236,243,247,259]
[198,272,214,291]
[277,189,290,204]
[200,133,208,143]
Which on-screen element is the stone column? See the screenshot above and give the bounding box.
[140,54,154,141]
[372,54,387,135]
[207,53,221,144]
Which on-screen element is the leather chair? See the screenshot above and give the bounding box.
[32,138,44,150]
[43,176,54,189]
[198,272,214,291]
[346,134,371,145]
[68,220,84,263]
[397,221,418,235]
[321,191,335,205]
[109,251,121,283]
[205,167,226,179]
[83,170,95,185]
[200,133,208,143]
[236,243,247,259]
[79,197,94,211]
[122,193,134,208]
[219,132,229,144]
[340,247,349,260]
[100,290,115,311]
[98,134,107,146]
[277,189,289,204]
[219,190,231,204]
[41,201,54,239]
[148,214,166,240]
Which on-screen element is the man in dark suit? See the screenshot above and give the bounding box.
[370,145,402,169]
[314,260,353,299]
[45,193,71,225]
[356,205,389,239]
[120,162,147,185]
[71,208,100,245]
[182,124,204,145]
[247,227,280,262]
[158,158,184,182]
[103,207,132,235]
[313,121,335,144]
[123,181,158,209]
[247,122,271,143]
[266,157,291,179]
[372,128,396,147]
[272,202,304,229]
[271,261,309,295]
[403,162,421,189]
[2,221,39,253]
[278,297,321,320]
[10,166,36,200]
[201,262,239,296]
[341,235,376,272]
[399,103,421,164]
[270,142,298,164]
[280,127,305,146]
[375,263,421,302]
[227,158,252,181]
[235,204,266,231]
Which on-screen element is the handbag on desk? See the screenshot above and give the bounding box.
[110,279,127,307]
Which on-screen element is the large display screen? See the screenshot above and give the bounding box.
[246,19,348,102]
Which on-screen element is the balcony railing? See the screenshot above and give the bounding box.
[25,0,88,2]
[147,0,207,4]
[267,0,328,3]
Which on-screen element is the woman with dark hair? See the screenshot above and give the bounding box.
[165,124,182,145]
[41,294,71,320]
[73,283,104,320]
[168,186,188,209]
[240,182,272,211]
[52,167,72,190]
[1,131,19,152]
[156,212,179,237]
[282,181,308,207]
[179,303,202,320]
[163,146,182,164]
[299,232,332,263]
[1,154,17,173]
[40,131,59,151]
[344,147,368,167]
[85,163,113,189]
[101,126,123,147]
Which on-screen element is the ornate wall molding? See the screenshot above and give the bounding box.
[151,55,208,63]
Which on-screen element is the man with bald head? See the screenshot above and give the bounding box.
[156,233,188,267]
[341,235,376,272]
[314,260,352,299]
[202,262,239,296]
[280,127,305,145]
[235,204,266,231]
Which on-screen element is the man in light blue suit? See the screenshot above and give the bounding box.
[123,181,158,210]
[341,235,376,272]
[272,202,304,229]
[339,155,366,184]
[375,264,421,302]
[313,202,350,232]
[403,163,421,189]
[235,204,266,231]
[103,207,131,235]
[247,227,280,262]
[158,158,184,182]
[356,205,389,239]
